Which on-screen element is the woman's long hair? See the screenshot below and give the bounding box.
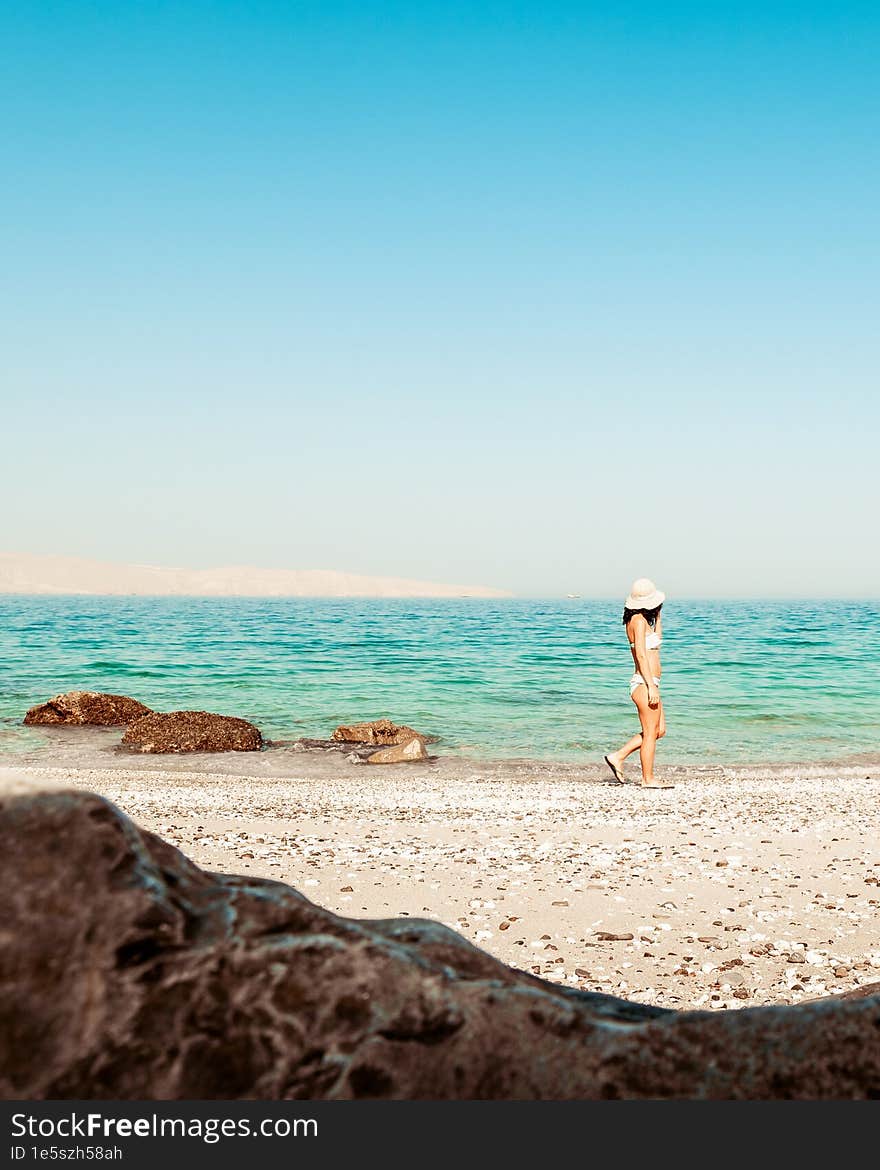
[622,603,662,629]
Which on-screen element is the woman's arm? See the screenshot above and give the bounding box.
[632,617,660,708]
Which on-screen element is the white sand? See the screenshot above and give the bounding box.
[11,752,880,1012]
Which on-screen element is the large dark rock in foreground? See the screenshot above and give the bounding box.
[1,777,879,1100]
[121,711,262,753]
[24,691,152,727]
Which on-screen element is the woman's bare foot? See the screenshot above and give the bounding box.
[603,753,625,784]
[641,779,674,789]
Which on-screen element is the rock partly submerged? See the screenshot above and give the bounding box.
[23,691,152,727]
[23,700,429,762]
[331,719,431,746]
[2,775,879,1100]
[121,711,263,754]
[365,737,429,764]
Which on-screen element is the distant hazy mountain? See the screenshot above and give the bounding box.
[0,553,511,599]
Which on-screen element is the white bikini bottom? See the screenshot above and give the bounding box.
[630,673,661,696]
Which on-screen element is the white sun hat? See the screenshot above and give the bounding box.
[625,577,666,610]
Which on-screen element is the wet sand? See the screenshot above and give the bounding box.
[4,738,880,1012]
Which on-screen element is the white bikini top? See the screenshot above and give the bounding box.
[629,630,662,651]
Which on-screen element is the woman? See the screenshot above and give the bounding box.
[603,578,672,789]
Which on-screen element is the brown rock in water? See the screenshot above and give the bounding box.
[23,691,152,727]
[331,719,429,746]
[366,737,429,764]
[3,776,880,1100]
[121,711,262,753]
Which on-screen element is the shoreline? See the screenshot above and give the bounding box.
[3,723,879,779]
[5,749,879,1015]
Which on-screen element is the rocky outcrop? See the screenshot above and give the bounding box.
[366,737,428,764]
[23,691,152,727]
[331,719,430,746]
[2,775,880,1100]
[835,982,880,1001]
[120,711,262,753]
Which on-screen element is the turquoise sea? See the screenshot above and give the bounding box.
[0,596,878,764]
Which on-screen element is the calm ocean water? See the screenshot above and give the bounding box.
[0,596,877,764]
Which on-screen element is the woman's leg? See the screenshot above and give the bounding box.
[605,692,666,779]
[610,731,643,766]
[632,685,670,787]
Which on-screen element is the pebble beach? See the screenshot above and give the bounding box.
[9,744,880,1013]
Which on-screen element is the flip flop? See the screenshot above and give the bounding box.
[603,754,625,784]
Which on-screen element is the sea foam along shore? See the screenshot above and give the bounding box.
[9,750,879,1014]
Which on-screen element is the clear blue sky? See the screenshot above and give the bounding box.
[2,2,877,596]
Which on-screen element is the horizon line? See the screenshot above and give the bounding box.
[0,592,877,602]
